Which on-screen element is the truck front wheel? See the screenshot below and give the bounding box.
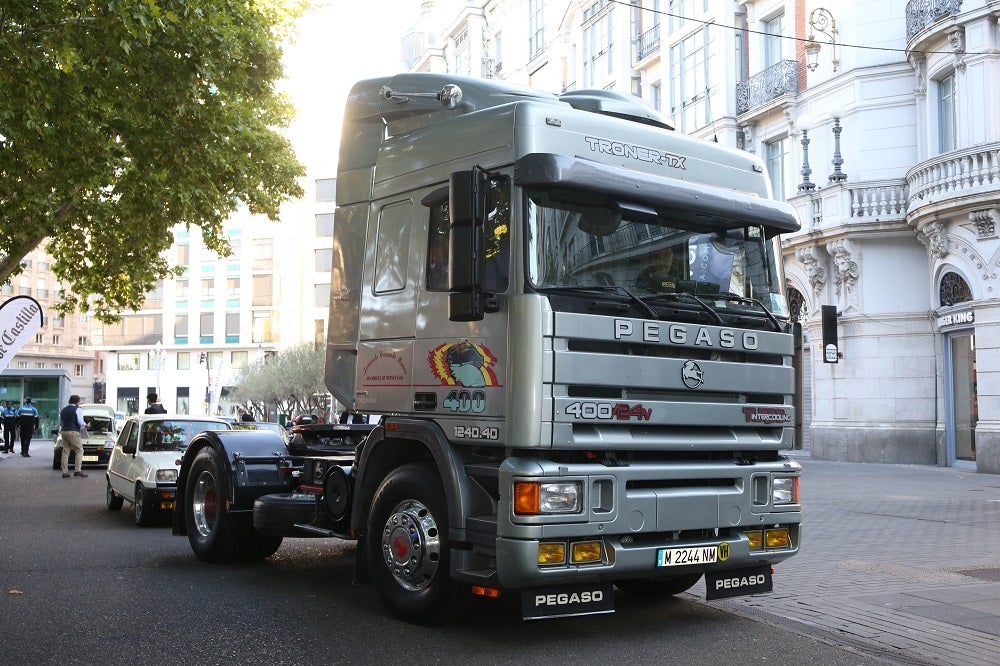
[365,463,468,624]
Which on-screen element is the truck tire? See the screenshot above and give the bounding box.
[614,573,702,599]
[253,493,317,538]
[365,463,468,625]
[184,447,247,562]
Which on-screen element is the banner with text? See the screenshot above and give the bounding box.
[0,296,45,373]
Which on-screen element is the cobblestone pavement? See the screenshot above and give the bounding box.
[686,457,1000,665]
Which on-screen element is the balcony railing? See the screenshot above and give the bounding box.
[905,0,962,41]
[850,180,910,219]
[906,142,1000,211]
[736,60,799,115]
[635,23,660,62]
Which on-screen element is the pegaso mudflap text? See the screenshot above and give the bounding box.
[521,582,615,620]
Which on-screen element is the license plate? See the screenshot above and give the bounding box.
[705,565,773,600]
[82,455,99,462]
[521,582,615,620]
[657,545,718,567]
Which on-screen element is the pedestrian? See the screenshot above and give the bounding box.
[339,408,368,424]
[16,397,39,457]
[144,392,167,414]
[240,411,254,422]
[2,400,17,453]
[58,394,88,478]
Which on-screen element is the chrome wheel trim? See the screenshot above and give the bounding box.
[380,499,441,591]
[192,470,219,538]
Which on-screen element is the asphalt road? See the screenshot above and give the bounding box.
[1,443,894,666]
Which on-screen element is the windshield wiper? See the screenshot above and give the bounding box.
[545,285,659,319]
[714,292,783,332]
[643,292,725,325]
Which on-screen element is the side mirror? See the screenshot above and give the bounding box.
[448,168,489,322]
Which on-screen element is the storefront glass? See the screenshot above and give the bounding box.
[948,332,977,465]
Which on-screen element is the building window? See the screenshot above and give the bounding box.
[316,178,337,202]
[762,13,784,69]
[176,386,190,414]
[253,239,274,270]
[78,336,89,346]
[225,313,240,344]
[668,0,708,32]
[316,213,334,237]
[650,82,661,111]
[175,314,188,344]
[118,353,141,371]
[200,313,214,344]
[52,334,60,345]
[315,248,333,272]
[74,364,85,377]
[315,319,325,347]
[314,283,330,308]
[227,277,240,295]
[940,271,973,307]
[937,72,957,154]
[252,274,273,306]
[177,244,190,266]
[253,314,275,344]
[670,27,709,133]
[206,351,223,371]
[453,29,470,77]
[765,137,789,200]
[201,278,214,296]
[528,0,545,60]
[35,333,43,344]
[177,351,191,370]
[582,2,613,88]
[231,351,248,369]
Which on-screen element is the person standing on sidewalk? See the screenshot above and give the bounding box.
[2,400,17,453]
[16,397,39,457]
[58,395,88,478]
[144,392,167,414]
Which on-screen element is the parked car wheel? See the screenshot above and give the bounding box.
[365,463,469,625]
[184,447,248,562]
[106,478,123,511]
[134,482,154,527]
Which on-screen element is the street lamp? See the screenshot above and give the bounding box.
[805,7,839,72]
[828,104,847,183]
[797,114,816,192]
[151,340,165,394]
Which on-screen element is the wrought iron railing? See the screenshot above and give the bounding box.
[635,23,660,61]
[736,60,799,115]
[905,0,962,41]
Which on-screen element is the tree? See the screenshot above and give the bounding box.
[232,343,328,420]
[0,1,305,321]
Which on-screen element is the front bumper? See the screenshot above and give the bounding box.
[139,484,177,512]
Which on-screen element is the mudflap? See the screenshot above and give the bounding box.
[704,565,773,600]
[521,582,615,620]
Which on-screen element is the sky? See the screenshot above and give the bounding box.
[279,2,421,177]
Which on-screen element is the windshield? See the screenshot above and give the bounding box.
[525,189,789,317]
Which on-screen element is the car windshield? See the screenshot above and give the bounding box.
[142,420,226,451]
[524,189,789,317]
[83,416,114,435]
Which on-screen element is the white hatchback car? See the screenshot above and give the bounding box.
[105,415,232,526]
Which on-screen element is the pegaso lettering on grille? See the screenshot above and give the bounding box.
[614,319,759,351]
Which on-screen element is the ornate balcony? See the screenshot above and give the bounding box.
[635,23,660,62]
[906,142,1000,218]
[736,60,799,116]
[905,0,963,41]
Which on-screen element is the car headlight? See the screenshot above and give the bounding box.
[772,476,799,505]
[514,481,582,515]
[156,469,178,483]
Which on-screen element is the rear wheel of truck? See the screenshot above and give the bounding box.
[614,573,702,599]
[185,447,245,562]
[366,463,468,625]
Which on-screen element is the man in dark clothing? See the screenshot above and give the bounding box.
[16,397,39,457]
[58,394,88,478]
[2,400,17,453]
[144,392,167,414]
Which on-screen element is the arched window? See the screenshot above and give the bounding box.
[787,287,807,323]
[939,272,972,307]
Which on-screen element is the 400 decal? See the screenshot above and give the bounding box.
[565,401,653,421]
[443,389,487,413]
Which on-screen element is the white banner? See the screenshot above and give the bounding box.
[0,296,45,374]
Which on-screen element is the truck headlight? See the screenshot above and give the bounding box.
[156,469,178,483]
[514,481,582,515]
[772,476,798,505]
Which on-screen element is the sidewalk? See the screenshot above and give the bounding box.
[687,457,1000,665]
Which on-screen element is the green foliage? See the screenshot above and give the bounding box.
[232,343,328,418]
[0,0,306,321]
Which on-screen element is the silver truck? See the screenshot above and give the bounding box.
[173,72,802,624]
